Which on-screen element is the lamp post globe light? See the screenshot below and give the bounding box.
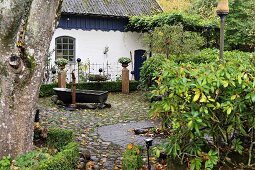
[76,58,81,82]
[216,0,229,60]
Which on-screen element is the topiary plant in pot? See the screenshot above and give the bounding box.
[55,58,68,70]
[118,57,131,67]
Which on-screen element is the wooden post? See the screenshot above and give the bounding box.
[71,71,76,107]
[122,65,129,94]
[58,70,66,88]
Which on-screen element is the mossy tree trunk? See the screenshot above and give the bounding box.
[0,0,62,158]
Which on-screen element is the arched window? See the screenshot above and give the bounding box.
[55,36,75,62]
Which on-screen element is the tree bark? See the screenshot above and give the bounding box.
[0,0,62,158]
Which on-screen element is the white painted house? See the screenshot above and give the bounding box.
[49,0,162,82]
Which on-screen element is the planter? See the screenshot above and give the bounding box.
[58,64,66,70]
[122,63,129,67]
[53,88,109,105]
[88,74,108,81]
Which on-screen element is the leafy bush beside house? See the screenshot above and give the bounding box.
[140,49,253,90]
[149,53,255,169]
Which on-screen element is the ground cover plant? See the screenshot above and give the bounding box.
[0,128,79,170]
[122,144,143,170]
[144,51,255,169]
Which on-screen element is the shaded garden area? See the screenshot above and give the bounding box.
[1,0,255,170]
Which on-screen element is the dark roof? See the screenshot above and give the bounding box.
[62,0,163,17]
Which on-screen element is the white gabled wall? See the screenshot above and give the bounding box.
[49,28,147,82]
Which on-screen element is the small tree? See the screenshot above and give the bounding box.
[144,24,205,58]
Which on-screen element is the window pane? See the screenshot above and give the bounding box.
[56,38,62,43]
[63,50,68,55]
[69,50,74,55]
[69,39,74,44]
[56,50,63,58]
[63,44,68,50]
[63,38,68,43]
[69,44,74,49]
[56,44,62,50]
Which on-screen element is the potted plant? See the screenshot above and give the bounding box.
[118,57,131,67]
[55,58,68,70]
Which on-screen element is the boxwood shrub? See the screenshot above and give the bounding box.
[39,81,139,97]
[46,128,74,150]
[13,128,79,170]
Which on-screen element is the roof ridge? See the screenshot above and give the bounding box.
[62,0,163,17]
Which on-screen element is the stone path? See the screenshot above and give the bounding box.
[98,120,161,149]
[39,91,161,169]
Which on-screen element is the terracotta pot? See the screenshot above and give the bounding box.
[59,65,66,70]
[122,63,129,67]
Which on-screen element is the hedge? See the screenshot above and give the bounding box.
[34,142,79,170]
[46,128,74,150]
[14,128,79,170]
[39,80,139,97]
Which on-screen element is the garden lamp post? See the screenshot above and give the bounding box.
[216,0,229,60]
[77,58,81,82]
[145,138,153,170]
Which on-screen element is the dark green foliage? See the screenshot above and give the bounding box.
[74,81,139,92]
[39,83,57,97]
[39,81,139,97]
[11,128,79,170]
[144,25,205,58]
[140,55,167,90]
[46,128,74,150]
[14,150,51,168]
[189,0,255,51]
[173,48,219,64]
[127,12,218,33]
[14,143,79,170]
[88,74,108,81]
[35,142,79,170]
[225,0,255,50]
[0,156,11,170]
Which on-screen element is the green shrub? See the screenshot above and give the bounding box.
[39,83,57,97]
[13,128,79,170]
[87,74,108,81]
[46,128,74,150]
[0,156,11,170]
[122,144,143,170]
[140,49,253,90]
[173,48,219,64]
[35,142,79,170]
[150,53,255,169]
[14,142,79,170]
[14,150,51,169]
[39,81,139,97]
[140,55,167,90]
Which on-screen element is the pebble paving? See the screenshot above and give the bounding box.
[39,91,159,170]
